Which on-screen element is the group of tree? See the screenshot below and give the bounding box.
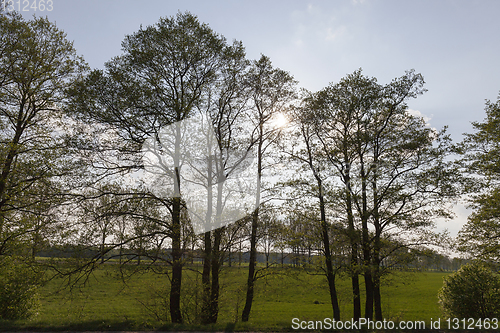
[0,9,498,324]
[279,69,459,320]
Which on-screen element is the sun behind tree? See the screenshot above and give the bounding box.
[271,112,289,128]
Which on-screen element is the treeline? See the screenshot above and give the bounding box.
[0,10,498,325]
[36,244,466,272]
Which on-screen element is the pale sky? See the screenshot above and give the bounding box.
[19,0,500,238]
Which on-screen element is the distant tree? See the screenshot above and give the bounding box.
[257,207,284,268]
[438,262,500,319]
[457,93,500,260]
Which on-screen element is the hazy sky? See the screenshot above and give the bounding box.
[18,0,500,237]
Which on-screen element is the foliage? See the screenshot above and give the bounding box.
[241,54,297,322]
[0,12,87,257]
[0,9,469,328]
[457,93,500,260]
[291,69,459,320]
[0,256,42,320]
[65,11,253,325]
[438,262,500,319]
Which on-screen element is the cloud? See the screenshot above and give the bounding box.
[291,4,347,45]
[325,26,347,41]
[407,108,433,127]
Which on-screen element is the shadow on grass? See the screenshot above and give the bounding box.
[0,319,143,332]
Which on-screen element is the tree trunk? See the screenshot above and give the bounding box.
[321,217,340,320]
[372,166,382,321]
[373,261,382,320]
[209,228,223,323]
[361,188,373,319]
[351,249,361,319]
[238,241,242,266]
[241,207,258,322]
[316,173,340,320]
[360,162,373,320]
[170,196,183,324]
[201,231,212,324]
[373,228,383,320]
[363,262,374,319]
[345,164,361,319]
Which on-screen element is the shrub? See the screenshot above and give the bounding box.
[0,256,42,320]
[438,262,500,319]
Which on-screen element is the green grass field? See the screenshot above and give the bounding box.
[0,264,450,331]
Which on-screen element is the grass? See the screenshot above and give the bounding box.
[0,263,450,331]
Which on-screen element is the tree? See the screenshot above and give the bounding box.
[0,12,86,257]
[306,69,458,320]
[457,93,500,260]
[281,99,343,319]
[179,43,253,324]
[66,12,243,324]
[438,262,500,319]
[241,55,297,322]
[0,12,86,320]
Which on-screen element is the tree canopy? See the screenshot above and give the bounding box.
[457,93,500,260]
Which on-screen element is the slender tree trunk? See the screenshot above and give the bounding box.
[363,248,374,319]
[350,247,361,319]
[311,151,341,321]
[239,241,242,266]
[319,196,340,320]
[201,147,214,324]
[209,228,223,323]
[101,226,106,264]
[170,196,183,324]
[345,164,361,319]
[0,119,24,231]
[360,160,373,319]
[372,161,383,321]
[242,208,258,322]
[242,133,262,322]
[373,252,382,320]
[201,231,212,324]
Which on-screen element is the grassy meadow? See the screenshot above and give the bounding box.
[0,263,449,331]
